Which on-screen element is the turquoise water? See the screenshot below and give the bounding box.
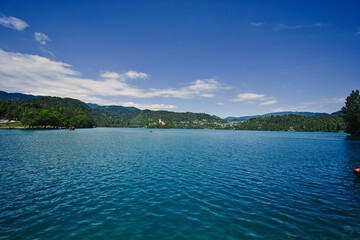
[1,128,360,239]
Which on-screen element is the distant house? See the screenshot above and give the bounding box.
[288,126,295,131]
[159,119,166,125]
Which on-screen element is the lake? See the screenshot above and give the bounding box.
[1,128,360,239]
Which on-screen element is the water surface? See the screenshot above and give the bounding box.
[1,128,360,239]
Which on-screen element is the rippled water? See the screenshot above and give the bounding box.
[1,128,360,239]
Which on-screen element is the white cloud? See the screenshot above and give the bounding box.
[143,79,230,99]
[231,93,265,102]
[250,22,264,27]
[100,71,121,79]
[125,70,148,79]
[110,102,177,110]
[232,92,278,106]
[0,49,230,105]
[100,71,148,81]
[34,32,51,45]
[259,100,278,106]
[216,102,224,105]
[0,16,29,31]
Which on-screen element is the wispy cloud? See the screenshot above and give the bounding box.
[303,97,345,105]
[125,70,148,79]
[0,16,29,31]
[34,32,51,45]
[259,100,278,106]
[231,93,277,106]
[100,71,121,79]
[39,46,55,57]
[101,102,177,111]
[275,24,303,31]
[271,106,307,112]
[216,102,224,106]
[275,23,325,31]
[231,93,265,102]
[0,49,231,106]
[272,97,345,112]
[250,22,264,27]
[99,71,148,81]
[310,23,324,27]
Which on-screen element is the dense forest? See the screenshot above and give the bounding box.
[0,96,226,129]
[231,114,345,132]
[0,99,95,128]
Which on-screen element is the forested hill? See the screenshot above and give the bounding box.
[91,105,141,123]
[225,111,340,122]
[232,114,345,132]
[28,96,93,115]
[0,94,226,128]
[90,105,227,128]
[129,110,227,128]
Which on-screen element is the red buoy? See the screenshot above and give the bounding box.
[353,168,360,178]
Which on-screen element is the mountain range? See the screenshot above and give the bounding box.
[0,91,226,128]
[0,90,342,123]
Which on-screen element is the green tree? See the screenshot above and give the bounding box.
[70,114,94,128]
[341,90,360,136]
[19,107,41,128]
[0,99,22,120]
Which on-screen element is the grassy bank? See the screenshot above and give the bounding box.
[0,121,24,129]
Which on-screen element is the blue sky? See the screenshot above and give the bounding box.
[0,0,359,117]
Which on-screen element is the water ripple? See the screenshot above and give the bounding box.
[1,129,360,239]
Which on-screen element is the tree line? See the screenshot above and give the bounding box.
[0,99,95,128]
[232,114,345,132]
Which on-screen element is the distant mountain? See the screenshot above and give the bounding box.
[0,91,38,102]
[330,111,343,116]
[211,115,222,120]
[225,115,259,122]
[87,103,101,109]
[225,111,333,122]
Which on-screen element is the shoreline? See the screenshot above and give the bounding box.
[0,126,346,134]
